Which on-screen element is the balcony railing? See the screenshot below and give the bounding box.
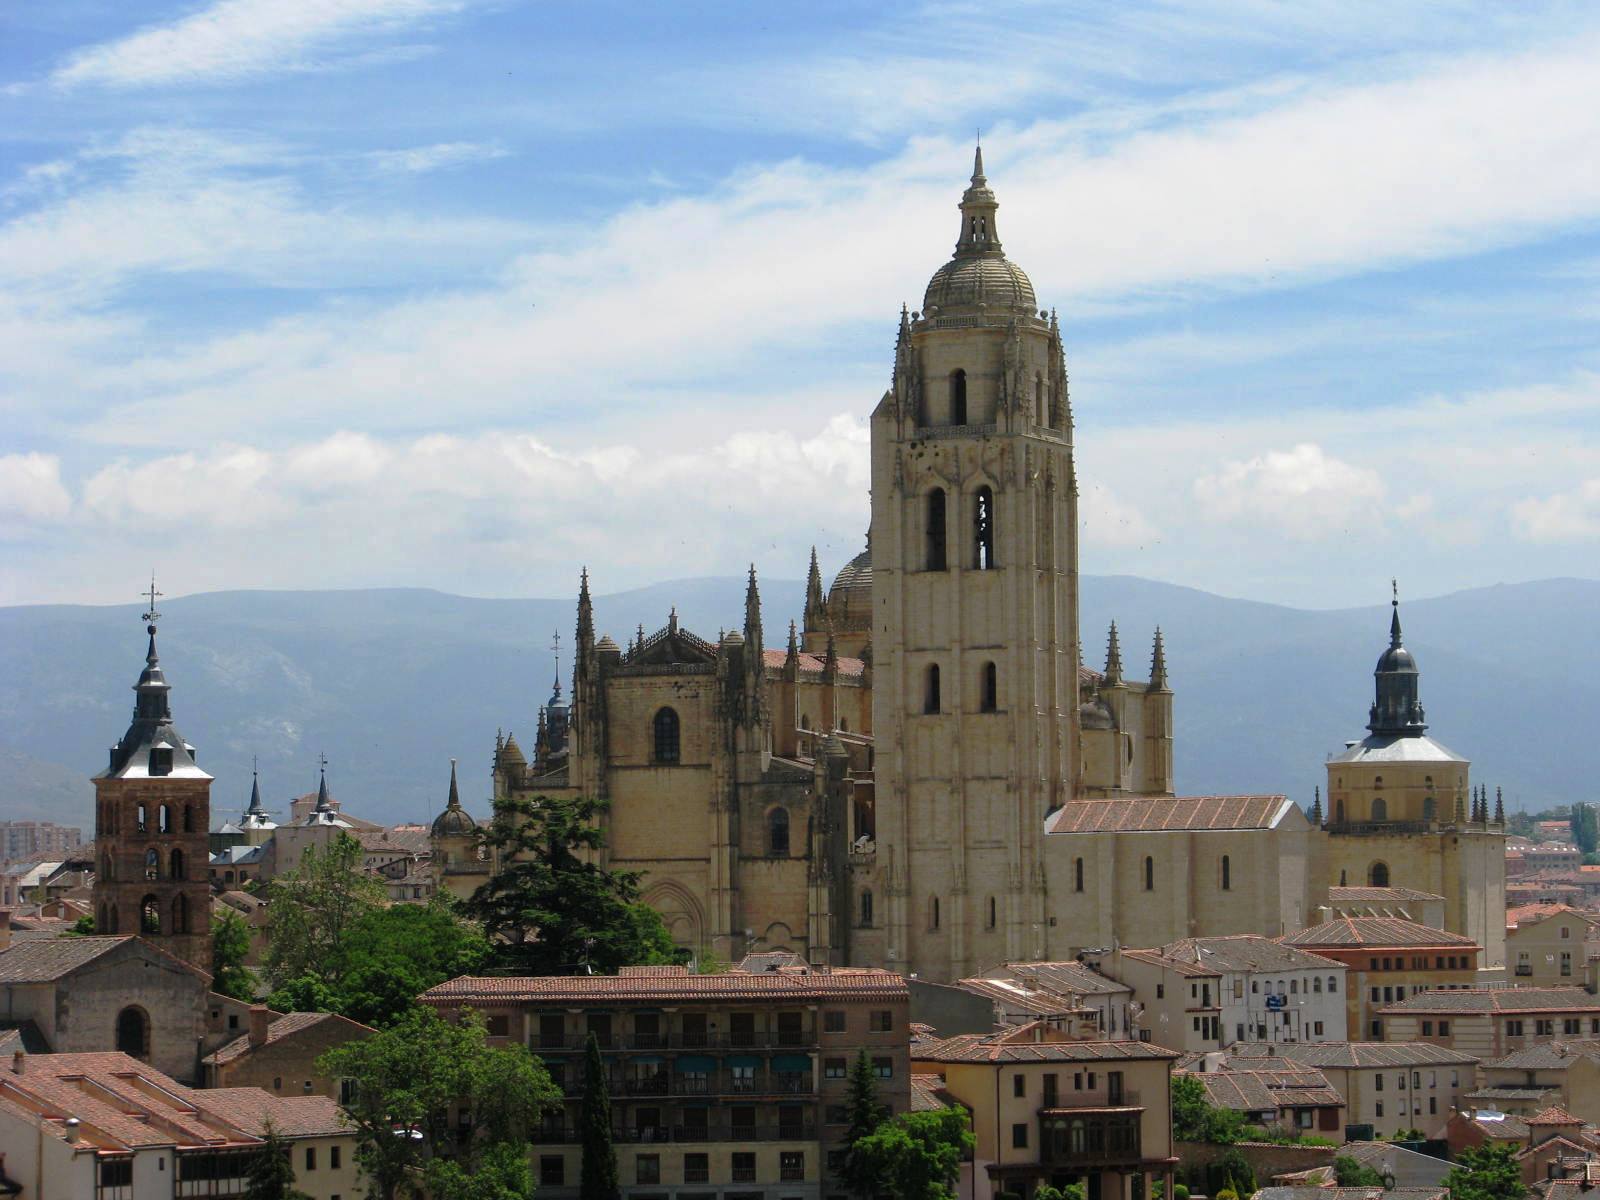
[1515,966,1534,977]
[559,1071,815,1098]
[533,1030,815,1052]
[606,1123,817,1145]
[1039,1113,1144,1166]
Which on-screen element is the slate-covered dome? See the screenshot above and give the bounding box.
[431,759,477,839]
[827,547,872,625]
[923,255,1036,315]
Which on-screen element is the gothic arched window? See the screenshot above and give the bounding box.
[137,804,148,833]
[924,664,941,714]
[144,848,160,881]
[653,707,680,764]
[949,369,967,425]
[1144,856,1155,891]
[768,807,790,857]
[140,895,161,935]
[116,1006,150,1059]
[1369,861,1390,888]
[860,890,874,927]
[159,804,171,834]
[980,662,998,712]
[926,488,948,571]
[973,486,995,569]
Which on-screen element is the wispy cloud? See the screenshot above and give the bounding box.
[365,141,509,174]
[50,0,468,90]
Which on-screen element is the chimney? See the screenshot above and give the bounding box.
[11,1050,23,1075]
[64,1117,81,1143]
[0,909,11,953]
[248,1005,272,1048]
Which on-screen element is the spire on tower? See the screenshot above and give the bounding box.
[1103,622,1124,686]
[1310,786,1322,825]
[1367,582,1426,736]
[447,757,460,809]
[576,568,594,649]
[247,758,265,816]
[1149,628,1168,691]
[1494,786,1504,824]
[744,563,762,640]
[315,754,331,813]
[804,546,825,630]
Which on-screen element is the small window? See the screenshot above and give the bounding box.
[636,1155,660,1185]
[653,707,680,764]
[1013,1074,1026,1098]
[1369,861,1390,888]
[987,896,997,929]
[973,486,995,570]
[1012,1122,1029,1149]
[859,890,874,927]
[159,804,172,833]
[1220,855,1231,891]
[824,1010,846,1033]
[331,1146,340,1169]
[825,1057,847,1079]
[930,896,940,930]
[870,1010,894,1033]
[980,661,998,712]
[950,369,968,425]
[305,1148,316,1171]
[924,664,942,714]
[1073,858,1084,892]
[1144,856,1154,891]
[872,1057,892,1079]
[768,807,790,857]
[926,489,948,571]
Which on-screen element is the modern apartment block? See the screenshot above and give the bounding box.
[420,964,911,1199]
[0,821,83,865]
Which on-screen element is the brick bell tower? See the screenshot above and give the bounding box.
[93,580,212,970]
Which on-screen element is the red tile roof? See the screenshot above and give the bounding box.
[422,966,908,1004]
[1045,795,1293,833]
[1526,1105,1583,1126]
[1281,918,1479,949]
[913,1033,1178,1065]
[202,1011,373,1067]
[1380,987,1600,1015]
[761,648,867,680]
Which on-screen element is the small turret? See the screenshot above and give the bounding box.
[1103,622,1124,686]
[804,547,826,632]
[431,758,477,839]
[1368,583,1426,736]
[1494,786,1505,825]
[1310,786,1322,825]
[1148,627,1168,691]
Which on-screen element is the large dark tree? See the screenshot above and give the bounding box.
[242,1121,311,1200]
[1443,1144,1526,1200]
[840,1047,890,1196]
[579,1032,620,1200]
[849,1107,974,1200]
[465,794,688,974]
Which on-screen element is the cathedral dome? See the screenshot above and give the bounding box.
[918,146,1037,318]
[431,759,477,839]
[827,547,872,625]
[923,256,1036,316]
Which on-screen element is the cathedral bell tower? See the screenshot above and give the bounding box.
[862,149,1079,979]
[93,583,213,971]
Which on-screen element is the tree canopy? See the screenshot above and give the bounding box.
[848,1106,974,1200]
[212,908,258,1001]
[318,1006,557,1200]
[264,832,387,990]
[840,1048,890,1196]
[1171,1073,1246,1144]
[1333,1156,1387,1188]
[1443,1144,1526,1200]
[464,793,689,974]
[242,1120,311,1200]
[580,1031,620,1200]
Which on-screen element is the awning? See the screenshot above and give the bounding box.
[675,1056,716,1072]
[772,1055,812,1073]
[727,1055,761,1069]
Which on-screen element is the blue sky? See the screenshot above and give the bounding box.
[2,0,1599,609]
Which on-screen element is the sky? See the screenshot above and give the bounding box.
[2,0,1599,611]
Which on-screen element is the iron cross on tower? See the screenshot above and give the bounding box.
[142,573,163,625]
[551,632,562,699]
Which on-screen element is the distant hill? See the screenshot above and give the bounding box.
[2,576,1595,832]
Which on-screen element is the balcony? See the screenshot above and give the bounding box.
[604,1123,817,1145]
[1039,1111,1145,1167]
[1515,966,1534,977]
[558,1070,815,1098]
[534,1030,815,1051]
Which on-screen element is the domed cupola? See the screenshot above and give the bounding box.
[827,544,872,628]
[431,758,478,839]
[1368,584,1426,736]
[921,145,1037,319]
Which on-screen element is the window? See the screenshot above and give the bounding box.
[780,1151,805,1182]
[949,369,967,425]
[1044,1074,1058,1106]
[1157,984,1165,999]
[825,1057,847,1079]
[1430,1097,1438,1115]
[485,1015,509,1038]
[1562,953,1573,977]
[981,661,998,711]
[732,1152,757,1183]
[144,847,160,881]
[1371,798,1387,822]
[1221,855,1231,891]
[1012,1123,1029,1149]
[1144,856,1154,891]
[116,1006,150,1059]
[973,486,995,569]
[1369,861,1389,887]
[872,1057,892,1079]
[140,894,161,935]
[859,890,873,927]
[870,1010,894,1033]
[924,664,942,713]
[926,489,948,570]
[930,896,940,930]
[1376,1101,1384,1118]
[1328,976,1338,994]
[1014,1074,1026,1098]
[636,1155,660,1185]
[1314,1021,1324,1036]
[1313,976,1322,993]
[768,807,790,857]
[1074,858,1084,892]
[987,896,997,929]
[331,1146,340,1169]
[1422,1021,1433,1036]
[682,1153,709,1183]
[1439,1021,1449,1035]
[824,1010,846,1033]
[652,708,680,764]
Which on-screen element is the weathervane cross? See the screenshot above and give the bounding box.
[142,573,163,624]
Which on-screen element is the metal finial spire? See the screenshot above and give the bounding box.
[315,753,331,811]
[448,757,460,808]
[142,573,163,626]
[550,631,562,699]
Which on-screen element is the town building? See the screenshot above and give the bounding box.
[1226,1041,1478,1139]
[0,822,83,865]
[1107,935,1348,1050]
[1326,886,1447,929]
[0,1050,359,1200]
[911,1020,1178,1200]
[91,595,212,971]
[939,961,1139,1038]
[1472,1042,1600,1123]
[1279,917,1481,1041]
[202,1007,374,1099]
[463,151,1335,981]
[1317,594,1506,967]
[1525,845,1585,874]
[1175,1052,1345,1136]
[1379,987,1600,1060]
[1446,1104,1593,1188]
[420,962,910,1199]
[1507,905,1598,986]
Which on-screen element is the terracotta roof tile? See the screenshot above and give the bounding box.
[913,1034,1178,1065]
[1527,1105,1583,1126]
[1380,987,1600,1015]
[202,1012,373,1067]
[422,967,907,1004]
[1226,1042,1478,1068]
[1045,795,1293,834]
[1281,918,1479,949]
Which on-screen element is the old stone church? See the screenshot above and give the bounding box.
[436,150,1502,981]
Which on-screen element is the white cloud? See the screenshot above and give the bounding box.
[1193,443,1384,537]
[51,0,466,89]
[0,453,72,524]
[1513,480,1600,542]
[365,142,509,174]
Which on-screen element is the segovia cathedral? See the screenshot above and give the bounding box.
[428,150,1505,983]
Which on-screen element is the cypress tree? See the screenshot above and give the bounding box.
[243,1121,310,1200]
[840,1047,889,1196]
[579,1031,620,1200]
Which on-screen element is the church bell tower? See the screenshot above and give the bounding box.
[862,150,1080,979]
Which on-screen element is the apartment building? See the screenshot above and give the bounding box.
[1109,935,1348,1050]
[1379,987,1600,1060]
[0,822,83,864]
[1228,1041,1478,1139]
[1475,1041,1600,1124]
[0,1050,359,1200]
[1279,917,1482,1041]
[420,963,910,1199]
[1176,1052,1345,1136]
[1507,906,1598,987]
[911,1021,1178,1200]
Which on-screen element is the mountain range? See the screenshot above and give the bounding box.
[1,575,1595,834]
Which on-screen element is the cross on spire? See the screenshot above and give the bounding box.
[142,573,163,625]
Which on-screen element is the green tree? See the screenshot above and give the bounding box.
[1333,1156,1387,1188]
[1036,1185,1087,1200]
[579,1032,620,1200]
[849,1106,974,1200]
[1572,803,1598,855]
[212,909,258,1001]
[1443,1144,1526,1200]
[465,794,689,974]
[66,914,95,937]
[243,1120,311,1200]
[319,1006,556,1200]
[425,1142,535,1200]
[1172,1074,1246,1145]
[264,833,385,991]
[840,1048,890,1196]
